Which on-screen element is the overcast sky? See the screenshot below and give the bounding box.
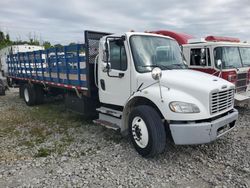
[0,0,250,45]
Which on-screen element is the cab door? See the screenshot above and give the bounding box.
[98,38,131,106]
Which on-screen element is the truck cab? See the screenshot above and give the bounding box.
[95,32,238,157]
[152,30,250,104]
[183,38,250,104]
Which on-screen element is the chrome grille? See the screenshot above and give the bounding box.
[210,89,234,114]
[236,73,247,93]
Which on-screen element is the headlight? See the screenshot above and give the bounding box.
[169,101,200,113]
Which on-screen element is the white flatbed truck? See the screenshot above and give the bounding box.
[7,31,238,157]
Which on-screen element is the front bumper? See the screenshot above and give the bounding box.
[234,85,250,102]
[235,92,250,102]
[169,109,238,145]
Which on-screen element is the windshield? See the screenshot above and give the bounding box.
[130,35,187,73]
[239,47,250,66]
[214,47,242,69]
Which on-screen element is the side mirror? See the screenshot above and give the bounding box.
[151,67,162,80]
[200,59,206,66]
[103,41,110,71]
[200,48,205,58]
[104,41,109,61]
[216,59,222,69]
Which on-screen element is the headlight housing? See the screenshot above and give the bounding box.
[169,101,200,113]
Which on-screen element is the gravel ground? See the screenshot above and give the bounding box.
[0,88,249,188]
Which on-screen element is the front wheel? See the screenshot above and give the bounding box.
[129,105,166,157]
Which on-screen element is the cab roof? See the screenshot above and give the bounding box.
[183,41,250,47]
[103,31,177,42]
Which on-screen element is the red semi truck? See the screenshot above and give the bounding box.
[153,30,250,105]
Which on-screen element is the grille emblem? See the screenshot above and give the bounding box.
[221,85,227,89]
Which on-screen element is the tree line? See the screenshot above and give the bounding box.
[0,31,11,50]
[0,30,66,50]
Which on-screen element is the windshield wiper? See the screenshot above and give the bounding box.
[224,65,237,68]
[169,63,187,69]
[141,64,172,70]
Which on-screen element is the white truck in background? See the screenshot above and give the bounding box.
[153,30,250,106]
[7,31,238,157]
[0,44,44,89]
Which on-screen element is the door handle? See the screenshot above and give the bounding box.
[102,67,108,72]
[100,79,105,90]
[106,70,125,78]
[118,73,124,78]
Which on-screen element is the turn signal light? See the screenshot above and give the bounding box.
[247,69,250,84]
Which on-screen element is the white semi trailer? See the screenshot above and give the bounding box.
[0,44,44,89]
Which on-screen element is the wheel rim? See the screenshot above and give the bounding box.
[24,88,29,102]
[131,116,149,148]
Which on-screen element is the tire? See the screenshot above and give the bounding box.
[19,85,24,98]
[7,77,13,87]
[23,84,36,106]
[129,105,166,157]
[0,86,5,96]
[34,85,44,104]
[0,79,5,95]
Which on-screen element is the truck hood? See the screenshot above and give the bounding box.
[137,69,234,93]
[162,69,234,92]
[136,69,235,119]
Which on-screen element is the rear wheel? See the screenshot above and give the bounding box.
[34,85,44,104]
[129,105,166,157]
[19,85,24,98]
[0,86,5,96]
[0,80,6,96]
[23,84,36,106]
[7,77,13,87]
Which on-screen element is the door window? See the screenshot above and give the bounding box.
[109,40,127,71]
